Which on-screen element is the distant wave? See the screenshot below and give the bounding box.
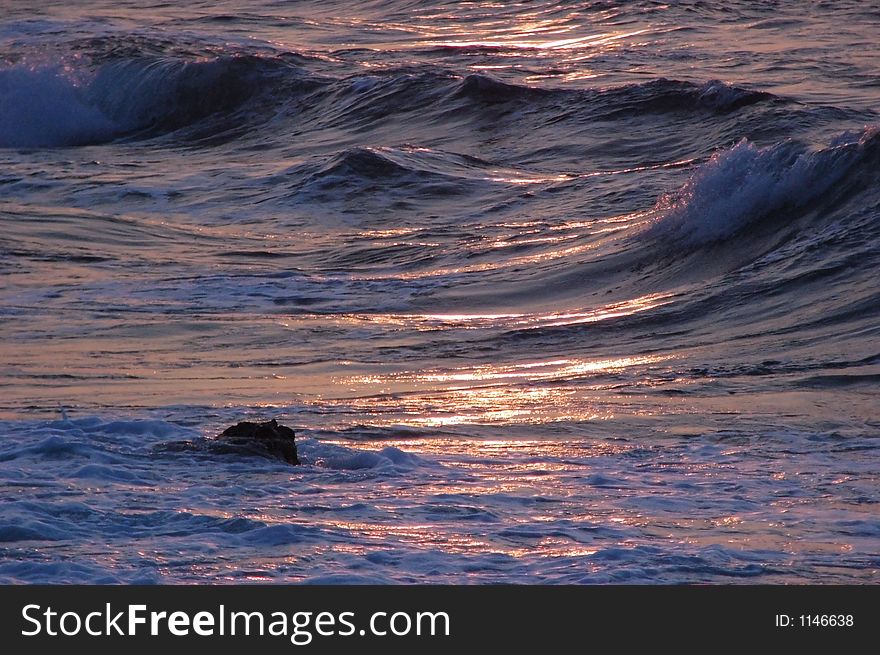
[0,41,781,149]
[356,73,778,118]
[580,78,778,117]
[0,54,297,147]
[0,64,118,147]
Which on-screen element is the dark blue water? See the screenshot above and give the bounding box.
[1,0,878,583]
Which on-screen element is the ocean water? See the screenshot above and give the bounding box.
[1,0,878,583]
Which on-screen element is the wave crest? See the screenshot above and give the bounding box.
[648,127,880,246]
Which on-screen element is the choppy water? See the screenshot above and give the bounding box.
[1,0,878,583]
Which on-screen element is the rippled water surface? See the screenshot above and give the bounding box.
[1,0,878,583]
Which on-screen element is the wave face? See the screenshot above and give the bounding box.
[1,0,879,584]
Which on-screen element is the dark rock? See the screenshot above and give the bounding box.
[215,419,300,465]
[156,419,300,465]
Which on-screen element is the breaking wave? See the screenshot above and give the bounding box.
[648,127,880,246]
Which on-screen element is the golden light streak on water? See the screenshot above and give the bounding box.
[428,28,651,52]
[335,354,667,426]
[332,292,674,330]
[396,355,665,384]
